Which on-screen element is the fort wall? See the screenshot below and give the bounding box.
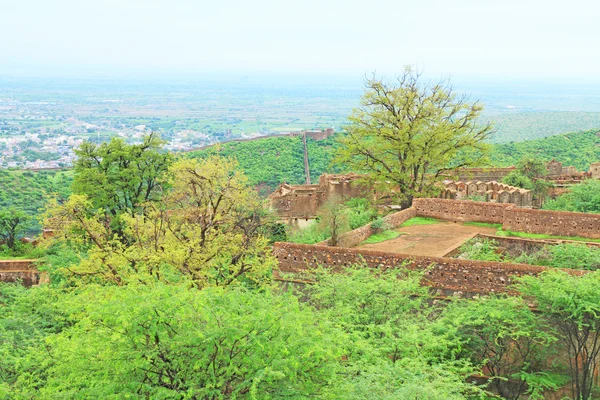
[273,242,585,295]
[504,207,600,239]
[0,260,41,287]
[413,198,600,239]
[413,198,511,224]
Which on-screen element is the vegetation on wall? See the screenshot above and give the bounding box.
[458,238,600,271]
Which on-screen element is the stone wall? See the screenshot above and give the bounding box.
[504,207,600,239]
[269,173,369,219]
[413,198,511,224]
[413,198,600,240]
[0,260,41,287]
[318,207,416,248]
[273,242,585,295]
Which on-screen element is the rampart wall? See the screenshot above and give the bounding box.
[413,198,600,239]
[504,207,600,239]
[273,243,585,295]
[0,260,41,287]
[413,198,511,224]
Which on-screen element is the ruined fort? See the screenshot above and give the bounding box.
[274,198,600,296]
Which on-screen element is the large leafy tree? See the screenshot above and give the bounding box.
[336,67,493,206]
[20,284,343,399]
[439,296,556,399]
[517,270,600,400]
[73,133,172,220]
[44,156,275,288]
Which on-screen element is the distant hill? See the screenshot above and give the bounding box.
[489,129,600,170]
[488,111,600,143]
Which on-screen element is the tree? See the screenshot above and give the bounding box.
[503,157,554,206]
[517,157,548,180]
[517,270,600,400]
[44,156,275,288]
[0,208,30,250]
[33,284,344,398]
[305,266,483,398]
[544,179,600,213]
[335,67,493,207]
[317,196,349,246]
[72,133,172,226]
[439,296,556,399]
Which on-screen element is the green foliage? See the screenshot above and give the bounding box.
[459,238,600,270]
[517,157,548,179]
[186,134,342,195]
[495,229,600,243]
[287,199,378,245]
[73,133,172,227]
[286,222,329,245]
[344,197,378,230]
[0,284,71,397]
[0,169,72,234]
[489,129,600,171]
[305,266,483,398]
[439,296,555,399]
[515,243,600,271]
[46,156,276,288]
[335,68,493,206]
[458,238,502,262]
[361,230,402,244]
[544,179,600,213]
[33,284,343,399]
[517,270,600,400]
[503,171,533,189]
[399,216,441,227]
[0,207,30,250]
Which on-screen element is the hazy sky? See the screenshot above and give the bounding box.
[1,0,599,80]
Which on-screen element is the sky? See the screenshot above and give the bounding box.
[1,0,599,81]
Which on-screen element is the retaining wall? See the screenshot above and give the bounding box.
[0,260,41,287]
[413,198,510,224]
[413,198,600,240]
[273,242,585,295]
[504,207,600,239]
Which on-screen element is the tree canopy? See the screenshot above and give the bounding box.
[335,67,493,206]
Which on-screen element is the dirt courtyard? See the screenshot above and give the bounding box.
[357,221,498,257]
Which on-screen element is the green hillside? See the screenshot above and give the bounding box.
[489,129,600,170]
[0,169,72,232]
[3,128,600,235]
[185,134,342,195]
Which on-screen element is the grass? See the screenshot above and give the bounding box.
[463,221,503,229]
[361,230,403,245]
[399,217,442,227]
[494,229,600,243]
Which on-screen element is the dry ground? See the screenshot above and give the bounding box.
[357,221,497,257]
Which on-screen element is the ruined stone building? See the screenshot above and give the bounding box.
[440,180,533,207]
[268,173,367,223]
